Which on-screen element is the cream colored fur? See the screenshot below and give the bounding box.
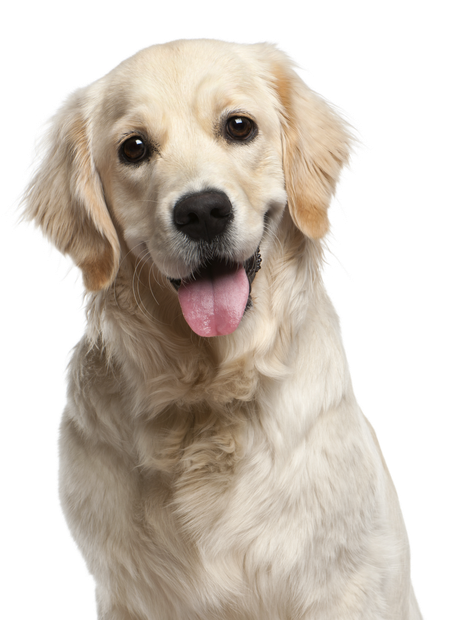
[25,39,422,620]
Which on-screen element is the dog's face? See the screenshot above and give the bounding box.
[26,40,350,337]
[93,41,287,335]
[94,41,287,279]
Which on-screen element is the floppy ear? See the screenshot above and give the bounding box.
[270,53,351,239]
[24,89,120,291]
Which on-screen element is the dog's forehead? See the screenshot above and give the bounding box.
[125,39,266,90]
[99,40,278,125]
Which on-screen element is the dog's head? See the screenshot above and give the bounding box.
[25,40,350,337]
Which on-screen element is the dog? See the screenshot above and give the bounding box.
[25,39,422,620]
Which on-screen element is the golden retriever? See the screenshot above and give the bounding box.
[25,39,422,620]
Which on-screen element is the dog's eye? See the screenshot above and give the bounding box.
[225,116,257,142]
[120,136,149,163]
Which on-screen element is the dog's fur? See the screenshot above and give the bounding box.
[25,40,421,619]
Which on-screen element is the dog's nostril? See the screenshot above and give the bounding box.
[177,211,200,227]
[173,190,233,242]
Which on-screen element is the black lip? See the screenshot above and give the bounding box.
[169,247,262,298]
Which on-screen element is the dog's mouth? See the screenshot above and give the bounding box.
[169,248,261,337]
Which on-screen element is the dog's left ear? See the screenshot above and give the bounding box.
[24,88,120,291]
[267,49,352,239]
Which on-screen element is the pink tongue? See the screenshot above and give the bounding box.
[178,264,249,337]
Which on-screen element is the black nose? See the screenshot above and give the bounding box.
[173,190,233,241]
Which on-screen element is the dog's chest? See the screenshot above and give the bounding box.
[149,423,279,546]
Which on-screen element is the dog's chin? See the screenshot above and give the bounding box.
[169,248,262,338]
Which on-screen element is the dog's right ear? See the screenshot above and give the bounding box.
[260,45,352,239]
[24,89,120,291]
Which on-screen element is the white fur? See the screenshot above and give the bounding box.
[25,39,421,620]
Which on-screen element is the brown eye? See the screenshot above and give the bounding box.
[225,116,257,142]
[120,136,149,163]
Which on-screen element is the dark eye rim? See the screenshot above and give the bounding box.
[224,115,258,143]
[118,134,151,165]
